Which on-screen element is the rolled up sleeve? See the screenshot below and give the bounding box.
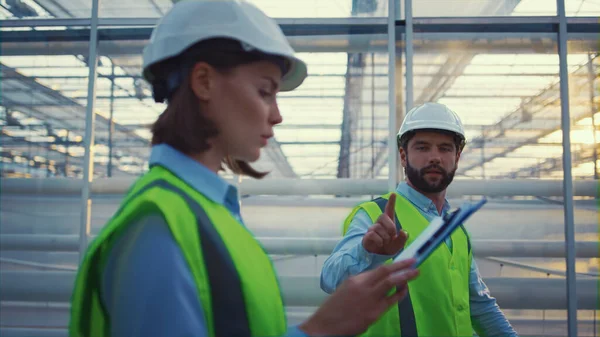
[320,209,395,294]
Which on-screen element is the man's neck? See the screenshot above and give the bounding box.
[406,180,447,215]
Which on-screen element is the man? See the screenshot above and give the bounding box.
[320,102,518,337]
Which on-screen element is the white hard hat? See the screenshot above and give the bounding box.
[397,102,466,150]
[142,0,307,92]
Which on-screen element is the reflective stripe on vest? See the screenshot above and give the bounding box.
[343,192,473,337]
[151,179,252,337]
[372,197,418,337]
[70,167,286,337]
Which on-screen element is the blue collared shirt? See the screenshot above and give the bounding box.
[320,182,518,337]
[101,144,307,337]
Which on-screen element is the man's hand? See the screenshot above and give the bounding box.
[362,193,408,255]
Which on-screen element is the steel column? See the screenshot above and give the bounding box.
[556,0,578,335]
[586,53,598,180]
[78,0,101,264]
[107,62,115,177]
[405,0,413,111]
[387,0,397,191]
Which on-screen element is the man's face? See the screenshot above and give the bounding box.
[400,131,461,194]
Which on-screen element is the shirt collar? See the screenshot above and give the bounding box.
[396,181,450,215]
[148,144,239,208]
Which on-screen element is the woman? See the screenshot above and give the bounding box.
[69,1,419,337]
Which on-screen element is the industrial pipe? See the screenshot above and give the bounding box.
[2,320,597,337]
[0,271,597,310]
[0,328,67,337]
[1,235,598,258]
[1,178,597,197]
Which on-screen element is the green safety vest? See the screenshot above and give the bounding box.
[69,166,287,337]
[343,192,474,337]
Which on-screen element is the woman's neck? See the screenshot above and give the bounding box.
[191,148,224,174]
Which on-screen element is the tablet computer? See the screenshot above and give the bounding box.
[392,197,487,268]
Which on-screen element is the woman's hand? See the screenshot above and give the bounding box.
[299,258,419,336]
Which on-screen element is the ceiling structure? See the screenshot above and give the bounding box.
[0,0,598,181]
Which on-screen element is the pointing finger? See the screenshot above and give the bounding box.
[376,214,397,238]
[384,193,397,224]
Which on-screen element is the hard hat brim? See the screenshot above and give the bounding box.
[142,36,308,92]
[279,55,307,92]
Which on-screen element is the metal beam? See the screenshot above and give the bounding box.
[387,0,398,190]
[2,234,598,258]
[279,141,340,146]
[1,35,596,57]
[2,177,597,197]
[78,0,101,262]
[2,320,599,337]
[586,53,599,179]
[337,53,364,179]
[415,54,474,104]
[67,94,344,100]
[1,16,598,34]
[0,271,597,310]
[556,0,578,334]
[0,64,147,144]
[413,0,525,107]
[0,64,152,177]
[2,72,590,81]
[414,0,524,106]
[458,61,597,174]
[1,18,599,57]
[505,143,599,178]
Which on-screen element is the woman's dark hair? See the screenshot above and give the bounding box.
[149,38,288,179]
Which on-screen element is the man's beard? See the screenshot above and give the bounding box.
[405,159,456,194]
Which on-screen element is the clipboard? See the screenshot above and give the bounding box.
[392,197,487,268]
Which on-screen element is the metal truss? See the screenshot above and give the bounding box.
[459,55,599,176]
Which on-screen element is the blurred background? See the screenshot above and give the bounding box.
[0,0,598,336]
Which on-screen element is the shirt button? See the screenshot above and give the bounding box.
[457,304,464,311]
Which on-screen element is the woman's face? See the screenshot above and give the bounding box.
[193,60,283,163]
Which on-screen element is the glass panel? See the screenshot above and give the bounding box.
[0,53,90,178]
[0,40,91,330]
[568,34,600,336]
[90,55,156,178]
[406,30,595,335]
[94,31,390,180]
[3,4,598,335]
[279,51,390,179]
[406,0,600,17]
[0,0,93,19]
[99,0,388,18]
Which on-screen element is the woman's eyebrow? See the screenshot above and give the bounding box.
[261,76,279,91]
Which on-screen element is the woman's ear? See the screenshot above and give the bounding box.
[189,62,213,101]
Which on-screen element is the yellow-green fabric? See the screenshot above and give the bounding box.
[342,192,473,337]
[69,166,287,337]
